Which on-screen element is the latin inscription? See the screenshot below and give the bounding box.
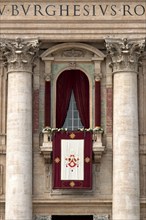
[0,3,146,17]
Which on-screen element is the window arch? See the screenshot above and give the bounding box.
[56,69,89,129]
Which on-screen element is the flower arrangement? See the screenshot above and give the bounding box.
[78,127,103,133]
[42,127,68,133]
[93,126,104,133]
[42,126,103,133]
[42,126,52,133]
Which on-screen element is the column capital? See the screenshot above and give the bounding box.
[105,38,145,72]
[0,38,39,72]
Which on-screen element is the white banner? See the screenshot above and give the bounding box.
[61,139,84,180]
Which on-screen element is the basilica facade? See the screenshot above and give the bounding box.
[0,1,146,220]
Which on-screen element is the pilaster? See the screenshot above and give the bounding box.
[0,56,7,154]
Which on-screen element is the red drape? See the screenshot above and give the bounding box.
[73,70,89,128]
[56,71,73,128]
[45,81,51,126]
[53,131,92,189]
[56,70,89,128]
[95,81,101,127]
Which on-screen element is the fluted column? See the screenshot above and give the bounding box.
[105,38,145,220]
[0,38,38,220]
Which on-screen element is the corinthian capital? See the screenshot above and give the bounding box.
[0,38,39,72]
[105,38,145,72]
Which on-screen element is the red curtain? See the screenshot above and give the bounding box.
[56,71,73,128]
[56,70,89,128]
[95,81,101,127]
[73,70,89,128]
[45,81,51,126]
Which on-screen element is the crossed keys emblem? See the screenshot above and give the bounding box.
[65,154,79,168]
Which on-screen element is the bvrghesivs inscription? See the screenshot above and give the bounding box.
[0,3,146,17]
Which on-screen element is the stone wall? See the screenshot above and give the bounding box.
[0,1,146,219]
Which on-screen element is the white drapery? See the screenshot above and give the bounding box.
[61,139,84,180]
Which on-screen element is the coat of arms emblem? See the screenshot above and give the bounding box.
[65,154,79,168]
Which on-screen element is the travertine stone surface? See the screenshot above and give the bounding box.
[0,39,38,220]
[0,1,146,217]
[0,1,146,40]
[106,38,145,220]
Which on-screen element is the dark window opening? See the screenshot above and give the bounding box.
[52,215,93,220]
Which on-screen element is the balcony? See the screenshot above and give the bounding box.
[40,128,105,164]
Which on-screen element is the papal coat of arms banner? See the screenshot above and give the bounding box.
[53,131,92,189]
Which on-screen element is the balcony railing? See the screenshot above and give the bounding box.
[40,128,105,164]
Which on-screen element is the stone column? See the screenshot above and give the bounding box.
[105,38,145,220]
[0,38,38,220]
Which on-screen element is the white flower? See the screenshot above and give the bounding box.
[42,126,52,132]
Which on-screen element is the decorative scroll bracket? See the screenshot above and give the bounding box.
[40,131,52,164]
[92,132,105,164]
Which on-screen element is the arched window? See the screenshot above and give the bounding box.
[56,70,89,129]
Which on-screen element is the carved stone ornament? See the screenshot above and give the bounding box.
[105,38,145,72]
[94,72,102,81]
[69,61,76,69]
[62,48,85,57]
[44,72,52,81]
[0,38,39,72]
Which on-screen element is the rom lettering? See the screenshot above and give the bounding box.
[123,4,145,16]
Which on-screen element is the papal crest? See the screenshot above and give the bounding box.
[65,154,79,168]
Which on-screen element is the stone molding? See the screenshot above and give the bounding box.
[0,38,39,72]
[33,215,109,220]
[41,43,105,61]
[105,38,145,72]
